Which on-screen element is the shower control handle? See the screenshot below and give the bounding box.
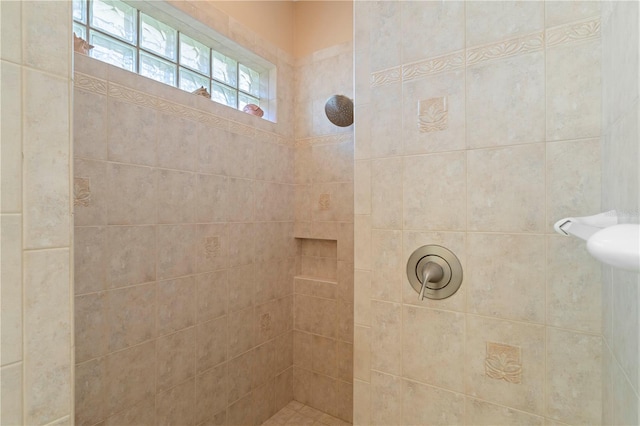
[418,262,444,300]
[407,245,463,300]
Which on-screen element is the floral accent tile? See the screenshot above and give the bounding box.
[418,97,448,133]
[319,193,332,211]
[259,312,272,334]
[204,236,220,260]
[485,342,522,384]
[74,177,92,207]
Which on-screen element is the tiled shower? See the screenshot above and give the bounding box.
[1,1,639,426]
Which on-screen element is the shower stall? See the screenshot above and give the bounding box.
[1,1,639,425]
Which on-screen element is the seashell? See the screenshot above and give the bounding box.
[243,103,264,117]
[73,33,94,55]
[191,86,211,99]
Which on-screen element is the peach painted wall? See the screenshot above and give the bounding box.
[212,1,295,55]
[294,1,353,58]
[210,1,353,59]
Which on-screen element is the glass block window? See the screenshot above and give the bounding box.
[73,0,264,114]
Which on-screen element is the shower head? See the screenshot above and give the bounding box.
[325,94,354,127]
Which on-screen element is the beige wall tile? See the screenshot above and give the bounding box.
[196,316,227,373]
[74,158,108,226]
[196,174,228,223]
[195,271,227,323]
[402,379,465,425]
[0,1,21,63]
[336,341,353,383]
[354,326,370,382]
[336,300,354,343]
[465,397,544,425]
[466,1,543,47]
[403,306,465,392]
[23,1,70,76]
[74,226,108,295]
[467,233,545,323]
[353,379,370,426]
[103,397,155,426]
[1,61,22,212]
[295,294,336,338]
[197,124,229,175]
[1,214,22,364]
[157,169,196,224]
[402,1,464,62]
[108,283,156,352]
[468,144,545,232]
[1,363,23,426]
[547,236,601,333]
[107,163,157,225]
[371,157,402,229]
[227,133,256,179]
[294,331,313,370]
[336,260,354,302]
[546,139,601,231]
[227,393,253,426]
[275,331,293,374]
[253,380,277,425]
[228,264,255,313]
[228,178,255,222]
[466,315,545,414]
[370,301,401,375]
[75,359,106,426]
[275,368,294,411]
[403,152,466,230]
[545,2,601,27]
[156,114,197,171]
[157,328,196,392]
[228,350,253,404]
[107,99,157,166]
[295,277,336,299]
[195,364,227,425]
[106,341,155,416]
[74,89,107,161]
[23,70,70,249]
[546,39,601,141]
[158,276,196,335]
[370,83,403,158]
[354,270,371,326]
[228,307,255,358]
[229,223,256,267]
[402,70,466,156]
[546,328,602,424]
[369,2,401,72]
[311,335,337,377]
[612,358,639,426]
[24,249,71,425]
[75,292,108,363]
[254,340,276,388]
[466,52,545,149]
[155,378,196,426]
[354,160,371,215]
[611,269,639,393]
[107,225,156,289]
[311,141,354,184]
[370,371,401,425]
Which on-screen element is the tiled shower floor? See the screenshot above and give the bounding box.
[261,401,352,426]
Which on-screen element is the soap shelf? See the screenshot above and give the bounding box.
[554,210,640,272]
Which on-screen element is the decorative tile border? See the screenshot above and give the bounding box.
[294,132,353,148]
[371,66,402,87]
[74,72,287,146]
[546,18,601,47]
[370,17,600,86]
[74,72,107,95]
[403,51,464,82]
[466,32,545,67]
